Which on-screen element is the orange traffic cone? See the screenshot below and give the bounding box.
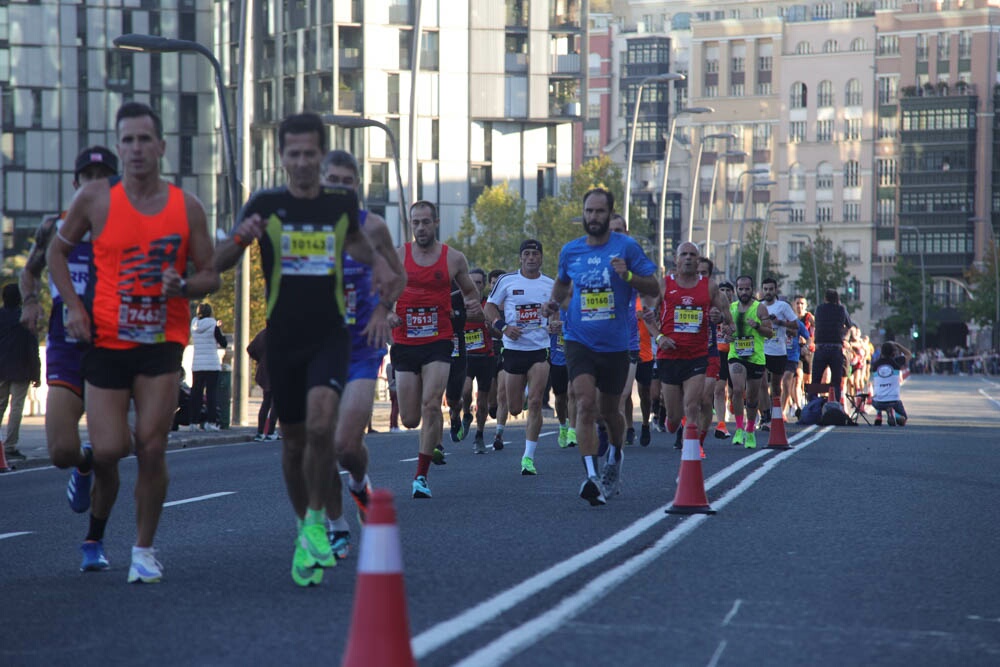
[666,424,716,515]
[341,489,416,667]
[766,396,790,449]
[0,440,13,473]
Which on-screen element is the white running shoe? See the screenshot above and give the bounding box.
[127,548,163,584]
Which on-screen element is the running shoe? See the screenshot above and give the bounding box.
[758,422,770,432]
[329,530,351,561]
[450,416,461,442]
[625,426,635,446]
[492,433,505,451]
[349,479,371,525]
[673,427,683,450]
[558,425,569,448]
[887,411,897,426]
[654,415,666,433]
[600,460,621,498]
[461,413,474,441]
[597,425,610,457]
[412,475,432,499]
[127,549,163,584]
[874,416,883,426]
[204,423,221,432]
[432,446,447,465]
[67,444,93,514]
[744,431,757,450]
[253,433,267,441]
[700,445,706,459]
[473,436,486,454]
[640,424,651,447]
[79,540,109,572]
[714,422,730,439]
[292,540,323,587]
[520,456,537,475]
[579,475,607,506]
[300,523,336,568]
[5,448,26,461]
[390,427,402,433]
[566,428,577,447]
[732,428,745,446]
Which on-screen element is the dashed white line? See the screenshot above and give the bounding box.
[721,599,743,626]
[706,640,728,667]
[0,531,31,540]
[163,492,235,507]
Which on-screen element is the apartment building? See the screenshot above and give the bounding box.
[1,0,222,258]
[213,0,586,243]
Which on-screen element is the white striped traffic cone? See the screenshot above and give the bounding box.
[666,424,716,515]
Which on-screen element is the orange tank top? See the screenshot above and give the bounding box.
[91,181,190,349]
[636,295,653,363]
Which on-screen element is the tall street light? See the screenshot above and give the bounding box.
[792,232,820,305]
[623,72,685,227]
[755,204,793,288]
[656,105,713,273]
[900,225,927,350]
[970,217,999,350]
[114,33,250,425]
[703,149,746,265]
[739,197,790,281]
[687,132,737,242]
[725,169,770,277]
[323,115,409,241]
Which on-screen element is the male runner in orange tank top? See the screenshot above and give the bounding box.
[48,102,219,584]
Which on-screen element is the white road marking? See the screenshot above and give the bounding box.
[0,531,31,540]
[163,492,235,507]
[412,427,821,659]
[977,387,1000,411]
[721,599,742,626]
[706,640,728,667]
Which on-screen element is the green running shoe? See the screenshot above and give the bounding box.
[300,523,336,568]
[520,456,537,475]
[732,428,745,446]
[432,446,447,465]
[744,431,757,450]
[292,539,323,587]
[558,425,569,448]
[566,427,577,447]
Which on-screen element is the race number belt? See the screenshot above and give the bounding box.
[673,305,702,334]
[118,295,167,344]
[465,328,486,352]
[515,303,542,329]
[405,306,438,338]
[581,288,614,321]
[734,336,754,358]
[280,226,337,276]
[345,285,357,325]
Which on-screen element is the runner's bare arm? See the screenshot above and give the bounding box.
[214,213,266,273]
[19,216,58,333]
[451,251,482,318]
[363,213,406,305]
[542,278,572,318]
[755,302,774,338]
[709,282,734,326]
[165,193,220,299]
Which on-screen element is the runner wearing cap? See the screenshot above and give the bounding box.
[483,239,554,475]
[20,145,120,572]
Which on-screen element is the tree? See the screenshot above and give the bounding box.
[961,244,999,328]
[794,230,858,313]
[447,182,528,273]
[738,220,786,290]
[880,258,933,340]
[206,243,268,343]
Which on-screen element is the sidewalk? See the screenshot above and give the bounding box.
[2,397,402,472]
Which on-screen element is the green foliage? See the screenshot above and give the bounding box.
[961,243,999,327]
[793,230,859,313]
[202,243,268,341]
[738,220,786,290]
[448,182,528,274]
[880,258,935,339]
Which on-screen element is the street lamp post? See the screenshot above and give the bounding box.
[686,132,737,243]
[323,114,409,240]
[114,33,250,425]
[900,225,927,350]
[724,169,770,278]
[623,72,685,227]
[755,204,793,288]
[733,181,777,278]
[704,149,746,266]
[656,105,713,273]
[792,233,820,305]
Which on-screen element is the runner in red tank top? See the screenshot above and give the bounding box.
[390,201,482,499]
[643,242,732,458]
[48,102,219,583]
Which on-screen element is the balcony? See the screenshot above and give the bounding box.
[339,47,361,69]
[900,169,976,188]
[505,52,528,73]
[506,0,528,28]
[338,89,362,113]
[550,1,581,29]
[900,82,977,98]
[550,53,580,75]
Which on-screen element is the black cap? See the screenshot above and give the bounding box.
[719,281,735,290]
[74,146,118,178]
[519,239,543,254]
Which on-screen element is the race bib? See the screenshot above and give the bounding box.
[581,288,615,321]
[280,227,337,276]
[465,328,486,352]
[118,295,166,344]
[62,303,78,344]
[451,334,461,358]
[405,306,438,338]
[673,306,702,334]
[345,284,357,325]
[734,336,754,358]
[515,303,542,330]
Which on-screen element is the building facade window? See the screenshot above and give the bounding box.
[816,204,832,223]
[753,124,771,149]
[789,163,805,190]
[845,118,861,140]
[844,202,860,222]
[789,121,806,143]
[790,82,807,108]
[816,162,833,190]
[817,80,834,107]
[756,82,772,95]
[844,160,860,187]
[877,75,897,105]
[877,158,897,187]
[816,120,833,142]
[878,35,899,55]
[845,79,862,106]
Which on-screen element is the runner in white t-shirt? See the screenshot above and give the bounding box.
[484,239,554,476]
[759,277,798,430]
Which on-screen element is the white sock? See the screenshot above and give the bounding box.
[327,515,350,532]
[584,456,597,477]
[347,474,369,494]
[132,545,153,556]
[607,445,621,464]
[524,440,537,459]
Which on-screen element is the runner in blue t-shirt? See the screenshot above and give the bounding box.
[542,188,659,507]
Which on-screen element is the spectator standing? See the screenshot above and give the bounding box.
[189,302,227,431]
[811,288,854,402]
[0,283,41,460]
[247,327,278,440]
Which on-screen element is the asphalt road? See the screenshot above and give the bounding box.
[2,374,999,666]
